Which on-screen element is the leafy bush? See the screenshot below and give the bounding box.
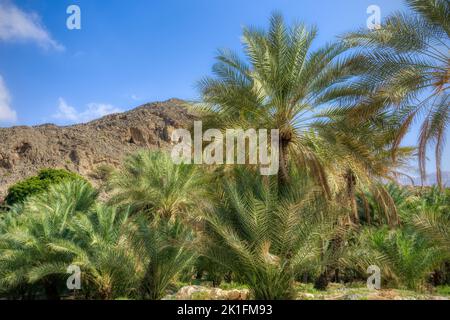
[435,285,450,296]
[4,168,87,206]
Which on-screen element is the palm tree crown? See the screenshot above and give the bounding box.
[199,13,362,186]
[341,0,449,188]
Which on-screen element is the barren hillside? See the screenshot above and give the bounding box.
[0,99,196,199]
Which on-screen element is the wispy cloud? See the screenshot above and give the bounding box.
[0,75,17,123]
[53,98,122,123]
[0,0,64,51]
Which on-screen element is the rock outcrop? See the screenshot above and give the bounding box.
[0,99,196,199]
[164,285,250,300]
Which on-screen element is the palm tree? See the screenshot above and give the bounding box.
[369,227,446,290]
[357,183,413,226]
[198,13,363,187]
[200,167,345,299]
[108,151,210,220]
[0,180,97,299]
[0,179,193,300]
[341,0,449,189]
[129,215,196,300]
[407,187,450,251]
[57,204,144,299]
[313,111,415,225]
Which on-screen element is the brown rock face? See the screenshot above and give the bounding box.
[0,99,196,199]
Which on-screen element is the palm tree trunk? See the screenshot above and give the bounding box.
[361,194,371,224]
[43,279,60,300]
[314,269,329,290]
[278,139,290,187]
[345,169,359,224]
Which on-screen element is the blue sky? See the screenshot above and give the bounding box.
[0,0,448,173]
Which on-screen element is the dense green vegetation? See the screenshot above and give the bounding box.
[0,0,448,300]
[4,168,86,206]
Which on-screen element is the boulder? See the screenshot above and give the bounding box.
[173,285,250,300]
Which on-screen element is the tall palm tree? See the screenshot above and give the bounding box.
[198,13,363,187]
[341,0,449,189]
[312,111,414,225]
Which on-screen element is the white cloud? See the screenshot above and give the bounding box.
[0,1,64,51]
[54,97,78,122]
[54,98,122,123]
[0,75,17,123]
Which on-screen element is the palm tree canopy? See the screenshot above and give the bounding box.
[108,151,210,219]
[198,12,365,187]
[338,0,449,188]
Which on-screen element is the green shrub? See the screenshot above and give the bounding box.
[435,285,450,296]
[370,228,446,290]
[4,169,87,206]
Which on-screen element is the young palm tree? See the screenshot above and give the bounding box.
[200,167,345,299]
[108,151,210,219]
[198,13,363,187]
[370,227,446,290]
[129,215,196,300]
[57,204,144,299]
[0,179,193,300]
[411,207,450,254]
[0,180,97,299]
[407,187,450,251]
[341,0,449,189]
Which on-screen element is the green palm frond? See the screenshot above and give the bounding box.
[108,151,211,220]
[200,167,345,299]
[342,0,449,188]
[198,12,367,189]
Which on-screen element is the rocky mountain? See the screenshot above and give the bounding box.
[0,99,196,199]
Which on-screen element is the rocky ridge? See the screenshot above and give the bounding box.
[0,99,196,199]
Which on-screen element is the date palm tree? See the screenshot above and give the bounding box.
[341,0,449,189]
[0,179,195,300]
[313,112,415,225]
[408,187,450,252]
[198,13,363,188]
[129,215,196,300]
[59,204,144,299]
[108,151,210,220]
[370,228,446,290]
[0,180,98,299]
[200,167,346,299]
